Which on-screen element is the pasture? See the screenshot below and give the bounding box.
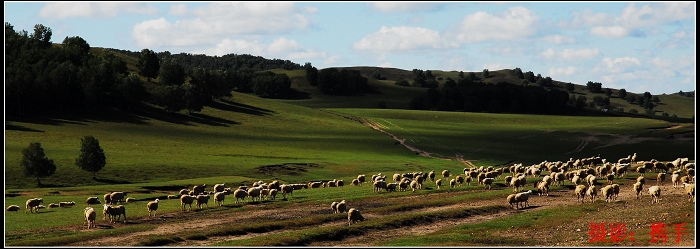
[4,89,695,246]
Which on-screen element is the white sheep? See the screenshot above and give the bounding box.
[586,185,598,203]
[657,173,666,185]
[109,192,127,205]
[482,177,495,190]
[682,183,695,203]
[633,182,643,199]
[601,185,614,203]
[213,183,226,193]
[281,184,294,200]
[347,208,365,226]
[103,193,112,206]
[636,176,646,187]
[428,170,436,182]
[335,200,347,214]
[449,179,456,189]
[179,189,191,196]
[25,198,43,214]
[435,179,442,189]
[506,194,518,209]
[86,196,101,205]
[7,205,21,212]
[125,197,136,203]
[514,190,532,209]
[84,207,96,229]
[104,204,126,223]
[373,180,387,193]
[214,192,226,206]
[192,184,207,195]
[248,188,262,203]
[147,199,159,218]
[48,203,60,208]
[357,175,366,185]
[233,189,248,204]
[330,201,339,214]
[269,189,278,200]
[535,180,549,196]
[442,170,450,180]
[351,179,360,186]
[410,180,419,193]
[648,186,661,204]
[611,184,620,200]
[671,172,681,188]
[180,195,197,211]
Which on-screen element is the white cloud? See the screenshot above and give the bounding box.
[452,6,540,43]
[369,2,445,13]
[548,66,578,77]
[594,57,643,74]
[267,37,303,55]
[649,57,674,68]
[378,62,394,68]
[39,2,157,19]
[542,35,576,45]
[557,8,614,30]
[353,26,458,53]
[169,4,189,16]
[132,2,311,49]
[589,26,629,38]
[539,48,599,61]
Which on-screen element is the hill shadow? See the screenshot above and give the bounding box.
[210,99,275,116]
[5,123,44,132]
[94,177,131,185]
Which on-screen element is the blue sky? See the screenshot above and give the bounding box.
[4,1,696,95]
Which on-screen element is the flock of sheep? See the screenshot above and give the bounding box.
[7,154,695,229]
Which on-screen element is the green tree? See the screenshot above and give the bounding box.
[565,83,575,92]
[604,88,612,97]
[482,69,490,78]
[30,24,52,48]
[618,88,627,99]
[304,62,318,86]
[575,95,587,109]
[21,142,57,187]
[370,69,382,80]
[159,58,186,86]
[513,68,523,79]
[76,135,107,180]
[458,71,465,78]
[652,96,660,103]
[394,78,410,86]
[524,71,535,82]
[137,48,160,80]
[643,91,652,100]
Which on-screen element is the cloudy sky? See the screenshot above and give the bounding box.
[4,1,696,95]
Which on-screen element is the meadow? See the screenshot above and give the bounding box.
[4,86,695,246]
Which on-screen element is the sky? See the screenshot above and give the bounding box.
[4,1,696,95]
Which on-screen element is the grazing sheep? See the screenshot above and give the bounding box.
[125,197,136,203]
[504,175,513,186]
[86,197,101,205]
[357,175,366,185]
[514,190,532,209]
[428,170,436,182]
[586,185,598,203]
[167,195,179,200]
[336,200,347,214]
[7,205,21,212]
[213,183,226,193]
[337,179,345,187]
[269,189,278,200]
[347,208,365,226]
[410,180,419,193]
[575,185,589,204]
[506,194,518,209]
[587,175,597,186]
[648,186,661,204]
[606,173,615,185]
[442,170,450,180]
[656,173,666,185]
[535,180,550,196]
[179,189,191,196]
[633,182,644,199]
[214,192,226,206]
[373,180,387,193]
[351,179,360,186]
[48,203,60,208]
[109,192,127,205]
[180,195,197,211]
[330,201,339,214]
[233,189,248,204]
[611,184,620,200]
[435,179,442,189]
[554,172,565,186]
[601,185,614,203]
[147,199,159,218]
[103,193,112,206]
[636,176,646,187]
[398,180,409,192]
[25,198,43,214]
[455,175,465,187]
[571,175,582,186]
[393,174,401,182]
[325,180,337,188]
[84,207,97,229]
[449,179,456,188]
[104,204,126,223]
[482,178,495,190]
[195,194,210,210]
[682,183,695,203]
[386,182,398,192]
[671,172,681,188]
[636,165,647,175]
[247,188,262,203]
[281,184,294,200]
[308,182,323,189]
[192,184,207,196]
[415,175,424,189]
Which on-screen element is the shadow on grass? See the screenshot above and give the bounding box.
[5,123,44,132]
[213,99,275,116]
[94,178,131,185]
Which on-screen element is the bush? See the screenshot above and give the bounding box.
[629,109,638,114]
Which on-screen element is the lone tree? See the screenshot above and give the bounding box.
[76,135,106,179]
[21,142,57,187]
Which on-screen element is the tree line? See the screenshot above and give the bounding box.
[5,23,300,116]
